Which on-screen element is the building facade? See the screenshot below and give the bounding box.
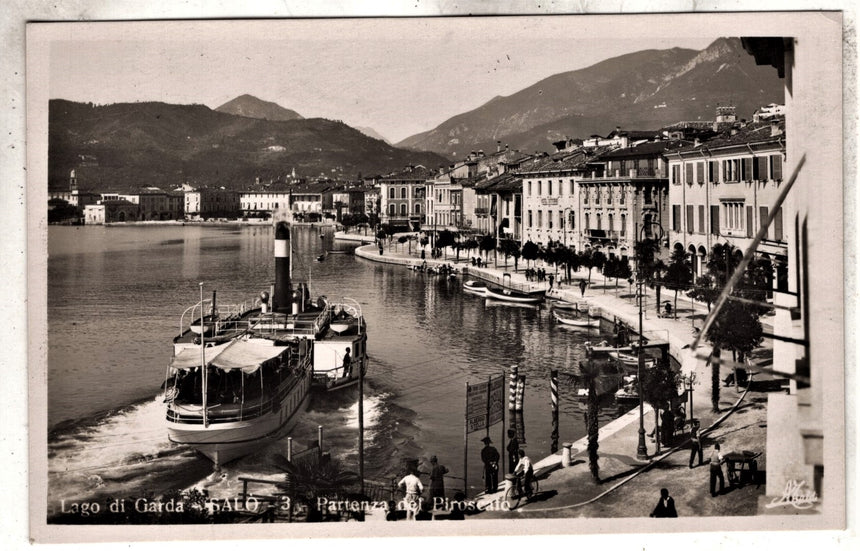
[664,120,787,277]
[576,141,677,258]
[378,165,433,230]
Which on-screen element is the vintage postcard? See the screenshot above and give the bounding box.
[24,9,847,546]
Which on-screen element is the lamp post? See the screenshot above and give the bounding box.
[635,220,664,461]
[684,372,697,424]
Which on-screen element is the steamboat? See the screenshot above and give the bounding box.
[162,220,367,466]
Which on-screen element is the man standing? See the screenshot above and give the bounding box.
[689,425,703,468]
[398,468,423,520]
[428,455,448,502]
[506,429,519,474]
[480,437,500,494]
[709,443,725,497]
[341,347,351,378]
[579,279,587,297]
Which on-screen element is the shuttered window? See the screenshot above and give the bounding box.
[760,206,769,236]
[774,207,783,241]
[709,161,719,183]
[746,206,754,237]
[686,205,694,233]
[755,157,768,180]
[710,205,720,235]
[672,205,681,231]
[771,155,783,180]
[685,163,694,185]
[672,164,681,185]
[742,158,754,181]
[698,205,705,233]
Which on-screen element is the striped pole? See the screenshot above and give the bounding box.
[508,365,519,410]
[550,369,559,453]
[515,375,526,411]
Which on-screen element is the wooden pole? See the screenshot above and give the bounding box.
[359,355,365,497]
[464,381,469,499]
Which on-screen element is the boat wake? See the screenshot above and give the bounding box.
[47,394,206,512]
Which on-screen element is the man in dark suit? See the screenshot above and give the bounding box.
[650,488,678,517]
[480,437,500,493]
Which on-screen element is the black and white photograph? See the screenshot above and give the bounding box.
[11,4,850,546]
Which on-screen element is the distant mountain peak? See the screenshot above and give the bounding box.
[215,94,304,121]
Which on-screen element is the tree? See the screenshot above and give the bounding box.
[664,248,693,318]
[640,361,681,454]
[688,275,719,311]
[436,230,455,258]
[563,247,582,283]
[521,240,540,269]
[705,300,763,409]
[579,360,602,482]
[612,258,633,297]
[499,239,520,270]
[479,234,496,263]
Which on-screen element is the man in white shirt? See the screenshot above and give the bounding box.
[513,449,534,498]
[398,470,423,520]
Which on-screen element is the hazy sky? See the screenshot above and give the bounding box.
[48,18,716,143]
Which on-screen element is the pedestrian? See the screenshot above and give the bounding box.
[428,455,448,502]
[709,442,726,497]
[506,428,519,474]
[579,279,587,297]
[513,449,534,498]
[548,274,554,290]
[661,408,674,447]
[650,488,678,517]
[341,347,351,378]
[398,468,423,520]
[480,436,500,494]
[689,425,703,468]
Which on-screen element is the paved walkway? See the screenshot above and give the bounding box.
[342,232,770,518]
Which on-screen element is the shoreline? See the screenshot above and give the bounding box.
[350,235,769,518]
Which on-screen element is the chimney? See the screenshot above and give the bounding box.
[770,121,783,137]
[694,137,701,147]
[615,126,621,134]
[497,141,502,152]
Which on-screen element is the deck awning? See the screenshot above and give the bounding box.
[170,343,231,370]
[170,340,287,373]
[210,340,289,373]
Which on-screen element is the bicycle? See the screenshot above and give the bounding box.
[504,474,540,510]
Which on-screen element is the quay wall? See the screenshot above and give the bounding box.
[353,243,702,473]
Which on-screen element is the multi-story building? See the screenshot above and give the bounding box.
[576,141,679,258]
[240,181,291,217]
[520,148,601,248]
[290,181,335,221]
[137,187,184,221]
[664,119,787,277]
[378,165,433,231]
[425,171,464,232]
[83,199,140,224]
[184,188,241,219]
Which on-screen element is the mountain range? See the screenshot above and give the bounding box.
[396,37,785,157]
[48,100,448,192]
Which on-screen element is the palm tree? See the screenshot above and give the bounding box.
[579,360,602,482]
[640,361,681,453]
[272,453,361,515]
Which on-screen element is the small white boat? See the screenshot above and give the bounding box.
[585,341,634,355]
[609,351,656,369]
[553,310,599,327]
[485,285,546,304]
[551,300,580,311]
[463,280,488,296]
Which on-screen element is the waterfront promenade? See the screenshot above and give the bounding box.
[345,231,772,518]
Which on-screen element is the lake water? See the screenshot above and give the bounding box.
[47,224,627,515]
